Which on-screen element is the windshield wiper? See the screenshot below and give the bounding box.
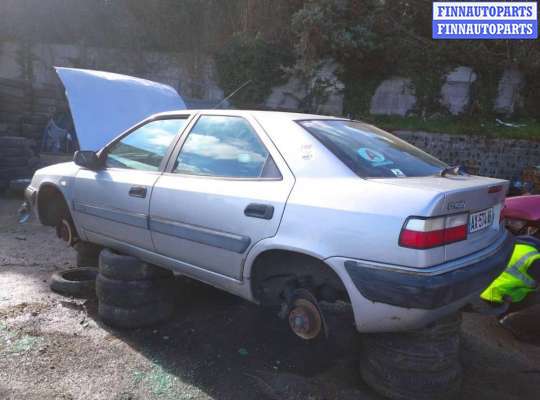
[438,165,466,177]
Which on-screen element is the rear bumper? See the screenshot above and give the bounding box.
[343,232,514,310]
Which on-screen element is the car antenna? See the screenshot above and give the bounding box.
[213,80,252,109]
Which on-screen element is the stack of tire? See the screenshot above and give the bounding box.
[97,249,175,329]
[0,136,40,193]
[360,313,462,400]
[74,241,103,268]
[0,78,32,136]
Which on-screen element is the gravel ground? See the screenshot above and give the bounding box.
[0,194,539,400]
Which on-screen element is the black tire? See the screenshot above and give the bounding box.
[98,301,174,329]
[362,314,462,372]
[360,358,462,400]
[0,157,28,168]
[0,146,29,157]
[96,274,173,308]
[50,268,98,298]
[0,167,32,180]
[74,241,103,258]
[0,136,27,147]
[99,248,172,281]
[77,253,99,268]
[0,180,8,194]
[360,314,463,400]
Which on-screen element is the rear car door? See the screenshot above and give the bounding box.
[72,117,190,249]
[149,113,295,280]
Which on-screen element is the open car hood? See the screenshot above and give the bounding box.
[56,67,186,151]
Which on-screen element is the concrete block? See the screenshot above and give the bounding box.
[494,67,525,116]
[370,77,416,116]
[440,66,477,115]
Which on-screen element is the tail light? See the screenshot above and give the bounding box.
[399,213,468,249]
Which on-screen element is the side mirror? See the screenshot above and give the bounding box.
[73,151,103,170]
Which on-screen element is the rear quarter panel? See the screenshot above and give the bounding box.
[244,177,448,277]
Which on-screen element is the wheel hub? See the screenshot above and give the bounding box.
[57,218,74,245]
[288,298,322,340]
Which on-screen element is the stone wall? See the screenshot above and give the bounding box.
[0,40,225,147]
[395,130,540,180]
[369,65,525,117]
[0,40,224,102]
[0,77,67,143]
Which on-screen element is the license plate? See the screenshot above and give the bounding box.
[469,208,494,233]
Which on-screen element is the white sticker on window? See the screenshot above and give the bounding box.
[301,144,313,160]
[391,168,406,177]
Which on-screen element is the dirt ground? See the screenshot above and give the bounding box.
[0,194,539,400]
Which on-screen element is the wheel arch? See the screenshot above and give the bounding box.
[36,182,70,226]
[247,246,350,306]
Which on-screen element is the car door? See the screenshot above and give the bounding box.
[72,117,190,250]
[149,113,295,280]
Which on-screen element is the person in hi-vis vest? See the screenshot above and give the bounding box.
[481,236,540,337]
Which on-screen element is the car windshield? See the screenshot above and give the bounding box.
[298,120,447,178]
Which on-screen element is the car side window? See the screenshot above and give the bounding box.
[106,118,188,171]
[174,115,279,178]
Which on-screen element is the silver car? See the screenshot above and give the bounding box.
[24,68,514,336]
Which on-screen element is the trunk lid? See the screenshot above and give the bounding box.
[375,174,508,263]
[56,67,186,151]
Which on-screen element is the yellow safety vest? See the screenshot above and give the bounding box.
[481,243,540,304]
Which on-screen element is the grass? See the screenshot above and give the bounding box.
[357,115,540,140]
[133,364,199,399]
[0,322,42,355]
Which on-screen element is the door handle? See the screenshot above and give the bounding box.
[244,203,274,220]
[129,186,147,198]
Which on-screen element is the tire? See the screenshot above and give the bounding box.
[360,359,462,400]
[74,241,103,259]
[0,180,8,194]
[50,268,98,298]
[96,274,173,308]
[0,157,28,168]
[360,313,463,400]
[77,253,99,268]
[362,334,460,373]
[0,146,28,157]
[0,167,32,180]
[99,248,172,281]
[98,301,174,329]
[0,136,27,147]
[75,242,101,267]
[362,314,462,372]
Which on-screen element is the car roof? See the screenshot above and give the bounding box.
[151,109,346,121]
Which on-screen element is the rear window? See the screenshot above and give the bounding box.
[298,120,446,178]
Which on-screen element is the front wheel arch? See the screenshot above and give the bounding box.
[37,184,70,227]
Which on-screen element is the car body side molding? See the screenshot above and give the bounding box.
[149,217,251,254]
[73,202,148,229]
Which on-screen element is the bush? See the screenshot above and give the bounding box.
[215,33,293,107]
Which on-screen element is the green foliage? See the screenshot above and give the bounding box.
[215,33,293,107]
[291,0,540,119]
[3,0,540,119]
[366,115,540,140]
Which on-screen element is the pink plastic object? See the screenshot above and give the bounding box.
[503,195,540,224]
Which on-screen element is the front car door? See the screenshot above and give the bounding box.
[149,113,295,280]
[72,117,190,250]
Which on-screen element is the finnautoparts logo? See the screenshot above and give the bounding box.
[433,2,538,39]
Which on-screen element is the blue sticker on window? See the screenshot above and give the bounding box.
[357,147,394,167]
